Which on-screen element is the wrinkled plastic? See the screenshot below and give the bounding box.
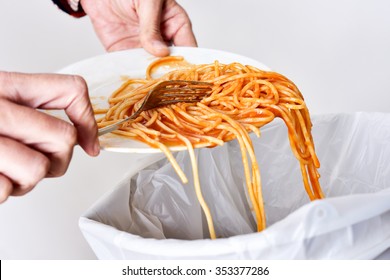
[80,113,390,259]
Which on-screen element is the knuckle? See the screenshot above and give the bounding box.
[55,168,67,177]
[183,21,193,29]
[62,123,78,147]
[21,154,50,190]
[70,75,88,96]
[58,161,71,177]
[55,122,78,149]
[30,155,50,183]
[44,120,77,159]
[52,156,72,178]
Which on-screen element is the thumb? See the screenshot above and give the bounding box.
[137,0,170,57]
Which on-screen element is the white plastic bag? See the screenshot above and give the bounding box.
[79,113,390,259]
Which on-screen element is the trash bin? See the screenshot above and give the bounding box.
[79,112,390,259]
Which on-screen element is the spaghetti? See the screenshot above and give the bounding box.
[95,56,324,239]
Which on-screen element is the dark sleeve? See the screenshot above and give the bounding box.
[51,0,86,18]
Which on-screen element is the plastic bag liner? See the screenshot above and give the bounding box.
[79,113,390,259]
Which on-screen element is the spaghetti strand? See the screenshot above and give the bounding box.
[96,57,323,239]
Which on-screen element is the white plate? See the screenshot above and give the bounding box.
[58,47,270,153]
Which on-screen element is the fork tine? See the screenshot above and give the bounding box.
[158,86,212,92]
[159,86,212,91]
[162,91,211,97]
[158,99,204,105]
[155,80,212,100]
[157,80,212,91]
[159,94,207,100]
[158,80,212,87]
[160,84,211,92]
[159,88,211,93]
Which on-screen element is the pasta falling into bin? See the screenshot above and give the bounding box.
[95,56,324,239]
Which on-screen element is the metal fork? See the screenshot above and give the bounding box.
[98,80,213,136]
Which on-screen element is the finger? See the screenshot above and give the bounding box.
[137,0,170,57]
[0,72,100,156]
[161,1,197,47]
[171,21,197,47]
[0,98,76,177]
[0,136,50,196]
[0,173,13,203]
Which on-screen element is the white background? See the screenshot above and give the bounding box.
[0,0,389,259]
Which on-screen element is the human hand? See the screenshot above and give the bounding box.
[0,72,99,203]
[80,0,197,56]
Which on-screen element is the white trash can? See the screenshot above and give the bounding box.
[79,113,390,259]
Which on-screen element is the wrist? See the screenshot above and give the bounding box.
[51,0,86,18]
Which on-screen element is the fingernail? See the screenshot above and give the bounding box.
[151,40,169,56]
[94,139,100,156]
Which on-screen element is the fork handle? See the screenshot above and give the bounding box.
[98,116,135,136]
